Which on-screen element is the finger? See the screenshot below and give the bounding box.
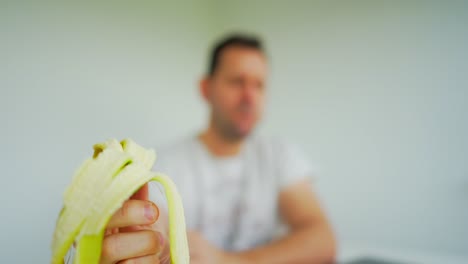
[130,183,149,200]
[116,254,160,264]
[101,230,162,264]
[107,200,159,229]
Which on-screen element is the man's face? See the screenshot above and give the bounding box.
[205,46,267,141]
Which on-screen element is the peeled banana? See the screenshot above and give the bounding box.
[51,139,189,264]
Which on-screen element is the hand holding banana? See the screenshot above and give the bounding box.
[51,139,189,264]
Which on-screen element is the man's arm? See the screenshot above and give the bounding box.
[230,179,336,264]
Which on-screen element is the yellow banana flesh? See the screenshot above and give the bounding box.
[51,139,189,264]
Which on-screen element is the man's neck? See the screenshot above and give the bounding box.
[199,125,244,157]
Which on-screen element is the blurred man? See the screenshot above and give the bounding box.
[153,34,336,264]
[93,33,335,264]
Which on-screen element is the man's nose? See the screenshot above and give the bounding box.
[241,84,258,104]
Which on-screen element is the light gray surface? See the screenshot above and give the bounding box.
[339,242,468,264]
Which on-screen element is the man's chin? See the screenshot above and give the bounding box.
[215,119,256,142]
[233,125,254,140]
[220,126,251,142]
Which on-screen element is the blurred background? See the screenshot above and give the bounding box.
[1,1,467,263]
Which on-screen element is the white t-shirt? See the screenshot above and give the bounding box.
[149,135,314,251]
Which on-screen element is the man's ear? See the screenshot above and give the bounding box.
[199,76,210,101]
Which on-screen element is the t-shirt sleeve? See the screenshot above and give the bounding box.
[277,141,315,189]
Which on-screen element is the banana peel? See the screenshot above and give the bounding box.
[51,139,189,264]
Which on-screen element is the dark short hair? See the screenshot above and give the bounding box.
[208,33,264,75]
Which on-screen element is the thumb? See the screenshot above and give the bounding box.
[130,183,149,200]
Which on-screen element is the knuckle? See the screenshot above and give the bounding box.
[101,235,120,261]
[119,200,132,219]
[142,231,159,254]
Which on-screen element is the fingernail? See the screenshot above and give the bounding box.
[144,203,157,221]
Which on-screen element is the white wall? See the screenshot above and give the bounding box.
[1,1,467,263]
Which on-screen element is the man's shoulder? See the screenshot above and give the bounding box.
[250,135,315,186]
